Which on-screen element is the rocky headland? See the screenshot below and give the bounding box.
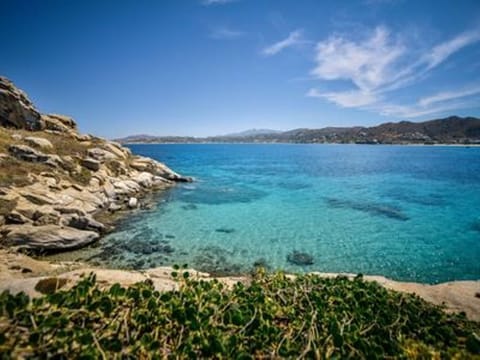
[0,76,190,253]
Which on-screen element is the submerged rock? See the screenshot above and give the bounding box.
[287,251,314,266]
[253,258,270,270]
[325,198,409,221]
[215,228,235,234]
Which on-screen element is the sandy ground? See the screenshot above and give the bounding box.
[0,249,479,321]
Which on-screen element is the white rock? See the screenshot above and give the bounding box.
[3,225,99,251]
[24,136,53,149]
[128,197,138,208]
[135,172,154,187]
[87,148,117,162]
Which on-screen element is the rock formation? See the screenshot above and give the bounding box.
[0,76,191,252]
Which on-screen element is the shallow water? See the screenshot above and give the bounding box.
[51,144,480,283]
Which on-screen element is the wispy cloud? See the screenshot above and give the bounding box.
[262,30,304,56]
[418,85,480,107]
[311,26,404,94]
[307,88,379,107]
[307,26,480,118]
[423,30,480,70]
[201,0,237,6]
[210,26,245,40]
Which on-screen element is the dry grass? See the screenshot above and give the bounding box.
[0,157,52,188]
[0,198,17,216]
[0,128,103,188]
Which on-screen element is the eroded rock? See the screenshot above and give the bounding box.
[9,144,49,162]
[3,225,100,252]
[81,157,100,171]
[87,148,117,162]
[24,136,53,149]
[0,76,42,130]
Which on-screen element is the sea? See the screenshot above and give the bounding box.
[50,144,480,284]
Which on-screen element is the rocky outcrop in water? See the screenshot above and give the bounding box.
[0,76,191,252]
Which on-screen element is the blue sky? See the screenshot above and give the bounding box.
[1,0,480,138]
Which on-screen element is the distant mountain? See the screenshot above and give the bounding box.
[221,129,282,137]
[115,116,480,145]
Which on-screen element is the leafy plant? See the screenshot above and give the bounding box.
[0,270,479,358]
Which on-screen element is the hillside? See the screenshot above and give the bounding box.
[117,116,480,145]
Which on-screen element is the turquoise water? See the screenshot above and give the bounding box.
[66,144,480,283]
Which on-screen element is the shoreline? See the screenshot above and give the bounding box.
[121,141,480,147]
[0,249,479,321]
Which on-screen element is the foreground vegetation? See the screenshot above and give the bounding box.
[1,269,479,359]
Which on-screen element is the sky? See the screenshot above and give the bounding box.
[1,0,480,138]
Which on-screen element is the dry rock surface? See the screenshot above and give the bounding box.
[0,76,191,252]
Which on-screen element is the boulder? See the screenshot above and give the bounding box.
[73,133,92,142]
[62,214,105,233]
[8,144,49,162]
[3,225,99,252]
[130,157,154,172]
[135,172,154,188]
[103,142,129,159]
[87,148,117,162]
[44,154,66,168]
[81,158,100,171]
[0,76,42,130]
[32,206,61,226]
[46,114,77,130]
[128,197,138,208]
[5,211,31,225]
[24,136,53,150]
[41,114,77,133]
[34,213,60,226]
[53,206,86,217]
[113,180,141,195]
[108,202,122,212]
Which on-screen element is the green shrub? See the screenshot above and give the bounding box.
[71,167,92,186]
[0,271,478,358]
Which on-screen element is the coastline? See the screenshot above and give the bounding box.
[122,141,480,147]
[1,249,479,321]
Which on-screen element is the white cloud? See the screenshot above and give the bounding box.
[307,88,379,108]
[262,30,304,56]
[210,27,245,39]
[418,85,480,107]
[311,26,405,91]
[201,0,237,5]
[308,26,480,118]
[375,98,480,118]
[424,30,480,69]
